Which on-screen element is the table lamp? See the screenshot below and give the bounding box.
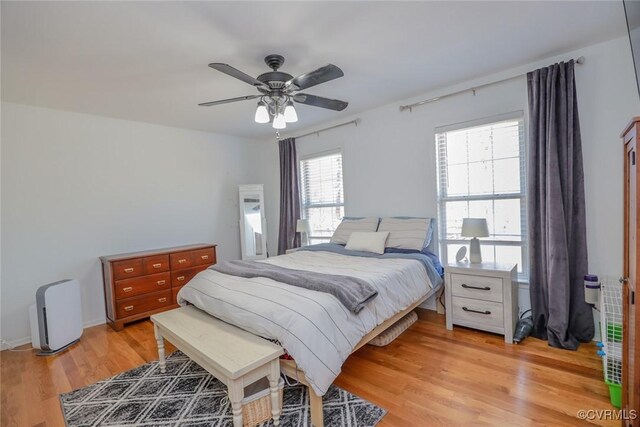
[296,219,311,247]
[461,218,489,264]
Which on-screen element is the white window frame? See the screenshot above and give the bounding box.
[435,111,528,281]
[299,149,345,244]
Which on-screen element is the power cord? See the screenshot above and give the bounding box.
[437,290,446,314]
[519,308,532,319]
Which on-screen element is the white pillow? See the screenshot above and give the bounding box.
[377,217,432,250]
[345,231,389,254]
[330,217,380,245]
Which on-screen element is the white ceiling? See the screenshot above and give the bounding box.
[1,1,628,139]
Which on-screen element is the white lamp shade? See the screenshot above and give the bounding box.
[272,113,286,129]
[284,103,298,123]
[296,219,311,233]
[461,218,489,238]
[254,103,269,123]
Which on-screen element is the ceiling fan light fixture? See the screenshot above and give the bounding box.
[284,101,298,123]
[254,101,270,123]
[272,113,287,129]
[199,55,348,129]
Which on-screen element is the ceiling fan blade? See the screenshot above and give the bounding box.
[285,64,344,91]
[208,63,270,90]
[293,93,348,111]
[198,94,260,107]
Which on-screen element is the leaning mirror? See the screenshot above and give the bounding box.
[239,184,268,260]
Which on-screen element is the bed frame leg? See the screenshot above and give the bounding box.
[309,387,324,427]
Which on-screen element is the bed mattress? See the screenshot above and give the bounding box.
[178,249,437,395]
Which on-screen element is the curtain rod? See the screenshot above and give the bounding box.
[399,56,585,112]
[275,119,360,141]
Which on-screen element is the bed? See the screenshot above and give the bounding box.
[178,243,443,427]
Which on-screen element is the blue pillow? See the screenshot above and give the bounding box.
[384,247,444,276]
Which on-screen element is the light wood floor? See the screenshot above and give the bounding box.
[1,311,616,427]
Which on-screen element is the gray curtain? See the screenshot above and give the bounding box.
[527,60,594,350]
[278,138,301,255]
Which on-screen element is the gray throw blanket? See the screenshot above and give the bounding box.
[211,260,378,314]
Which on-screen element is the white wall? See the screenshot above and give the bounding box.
[257,36,640,313]
[3,36,636,346]
[0,102,262,346]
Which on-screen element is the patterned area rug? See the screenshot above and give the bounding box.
[60,351,386,426]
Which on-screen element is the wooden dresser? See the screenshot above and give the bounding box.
[622,118,640,426]
[100,244,217,331]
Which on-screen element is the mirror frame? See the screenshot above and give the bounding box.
[238,184,268,260]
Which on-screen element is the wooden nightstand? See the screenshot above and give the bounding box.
[444,262,518,343]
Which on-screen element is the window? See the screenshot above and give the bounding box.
[436,112,527,279]
[300,151,344,245]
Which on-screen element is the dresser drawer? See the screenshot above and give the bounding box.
[114,272,170,300]
[450,273,503,303]
[193,248,216,266]
[172,285,185,304]
[116,290,172,318]
[451,296,504,330]
[143,255,170,275]
[170,252,194,270]
[171,264,209,287]
[112,259,144,280]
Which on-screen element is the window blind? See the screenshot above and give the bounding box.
[300,151,344,243]
[436,113,527,278]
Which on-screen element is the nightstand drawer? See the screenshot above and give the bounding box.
[451,296,504,330]
[450,273,503,303]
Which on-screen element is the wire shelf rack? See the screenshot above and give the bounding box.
[598,276,623,408]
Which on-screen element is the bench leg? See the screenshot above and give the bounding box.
[153,324,166,373]
[228,379,244,427]
[268,360,281,426]
[309,386,324,427]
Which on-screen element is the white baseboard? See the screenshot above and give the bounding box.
[1,336,32,350]
[1,317,106,351]
[82,317,107,329]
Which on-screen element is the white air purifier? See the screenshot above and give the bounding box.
[29,279,83,355]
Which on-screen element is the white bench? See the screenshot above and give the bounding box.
[151,306,284,427]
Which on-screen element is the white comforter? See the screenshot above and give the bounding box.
[177,250,433,395]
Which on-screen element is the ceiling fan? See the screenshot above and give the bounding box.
[199,54,348,130]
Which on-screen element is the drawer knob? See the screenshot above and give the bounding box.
[178,259,187,264]
[462,306,491,315]
[201,255,209,260]
[153,263,162,269]
[177,276,185,281]
[124,268,134,273]
[157,280,166,286]
[122,286,133,293]
[461,284,491,291]
[124,305,134,312]
[158,297,167,303]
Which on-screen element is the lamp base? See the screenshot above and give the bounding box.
[469,237,482,264]
[301,232,309,247]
